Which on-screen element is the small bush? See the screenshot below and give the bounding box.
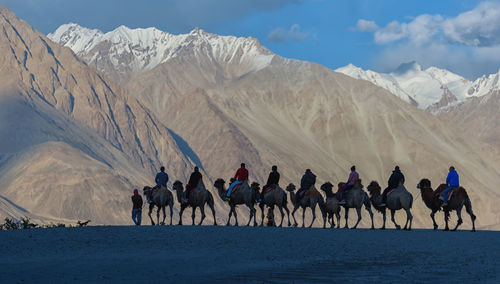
[77,220,91,227]
[2,218,19,230]
[21,217,38,229]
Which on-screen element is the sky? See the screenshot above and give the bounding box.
[1,0,499,79]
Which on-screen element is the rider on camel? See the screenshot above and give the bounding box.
[380,166,405,207]
[150,166,168,203]
[183,166,202,204]
[226,163,249,201]
[297,169,316,203]
[443,166,459,206]
[339,166,358,205]
[259,165,280,203]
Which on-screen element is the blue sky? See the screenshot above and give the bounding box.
[1,0,499,79]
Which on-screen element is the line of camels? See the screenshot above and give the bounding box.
[142,177,476,232]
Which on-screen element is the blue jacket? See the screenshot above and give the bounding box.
[155,172,169,186]
[446,170,459,187]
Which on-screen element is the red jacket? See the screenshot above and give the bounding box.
[234,167,249,181]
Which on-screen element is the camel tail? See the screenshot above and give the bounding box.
[207,191,215,207]
[364,194,371,210]
[409,193,414,209]
[464,197,475,217]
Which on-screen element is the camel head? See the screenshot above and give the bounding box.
[320,182,334,192]
[214,178,226,190]
[367,181,381,196]
[417,178,431,191]
[143,186,152,196]
[251,182,260,192]
[285,183,296,192]
[172,180,183,192]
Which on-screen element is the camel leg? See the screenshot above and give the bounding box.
[465,199,476,232]
[156,206,160,225]
[161,206,166,225]
[148,205,155,226]
[302,207,306,228]
[198,204,206,226]
[452,207,463,231]
[233,206,239,226]
[278,206,285,227]
[390,209,400,230]
[336,212,341,229]
[309,204,317,228]
[403,208,413,230]
[284,205,291,227]
[366,204,374,230]
[210,202,217,226]
[444,210,450,231]
[191,206,196,226]
[344,208,349,229]
[291,206,298,227]
[169,202,173,226]
[250,204,257,227]
[352,207,362,229]
[430,210,438,230]
[260,203,265,227]
[246,204,253,226]
[226,207,233,226]
[178,205,186,225]
[381,209,386,230]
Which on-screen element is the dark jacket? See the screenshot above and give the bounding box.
[155,171,169,186]
[132,194,143,209]
[188,171,202,188]
[300,171,316,190]
[266,171,280,186]
[388,169,405,189]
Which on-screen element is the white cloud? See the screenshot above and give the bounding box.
[268,24,309,42]
[354,1,500,78]
[363,1,500,47]
[353,19,379,32]
[443,1,500,46]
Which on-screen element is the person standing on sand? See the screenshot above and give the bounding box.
[131,189,143,225]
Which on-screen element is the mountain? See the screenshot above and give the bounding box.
[336,62,500,112]
[0,7,194,224]
[48,23,274,83]
[49,22,500,229]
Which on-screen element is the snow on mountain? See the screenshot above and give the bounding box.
[336,64,418,106]
[336,62,500,112]
[48,23,274,81]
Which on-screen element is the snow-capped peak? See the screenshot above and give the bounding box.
[48,23,275,78]
[337,62,500,112]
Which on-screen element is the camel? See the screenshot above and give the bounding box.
[143,185,174,225]
[337,180,374,229]
[214,179,260,226]
[258,184,291,227]
[367,181,413,230]
[285,183,326,228]
[417,178,476,231]
[172,180,217,226]
[319,182,341,228]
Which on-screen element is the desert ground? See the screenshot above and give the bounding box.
[0,226,498,283]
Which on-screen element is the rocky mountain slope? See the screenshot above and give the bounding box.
[0,7,194,224]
